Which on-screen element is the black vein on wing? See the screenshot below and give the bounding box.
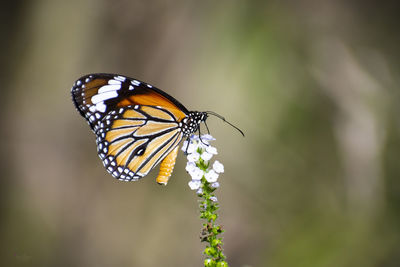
[134,130,181,175]
[107,123,179,145]
[153,133,183,168]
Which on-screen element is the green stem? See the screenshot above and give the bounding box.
[196,158,228,267]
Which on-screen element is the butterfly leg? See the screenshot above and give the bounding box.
[198,126,209,147]
[184,136,191,155]
[204,120,210,134]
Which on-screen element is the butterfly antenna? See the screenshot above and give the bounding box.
[206,111,245,137]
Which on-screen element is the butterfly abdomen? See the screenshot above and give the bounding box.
[156,146,179,185]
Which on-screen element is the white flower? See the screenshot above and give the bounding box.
[187,152,200,162]
[184,134,224,191]
[200,151,213,161]
[196,188,204,195]
[188,180,201,190]
[200,145,217,161]
[206,146,218,155]
[181,140,197,154]
[181,140,189,151]
[213,160,224,173]
[197,134,216,149]
[210,196,218,202]
[201,134,215,142]
[197,141,208,150]
[205,170,219,183]
[188,167,204,180]
[210,182,220,189]
[185,162,197,172]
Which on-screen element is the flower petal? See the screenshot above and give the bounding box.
[201,151,213,161]
[205,170,219,183]
[210,182,220,189]
[206,146,218,155]
[181,140,189,152]
[188,180,201,190]
[185,162,197,172]
[187,152,200,162]
[196,188,204,195]
[201,134,215,141]
[210,196,218,202]
[213,160,224,173]
[181,136,201,154]
[190,167,204,180]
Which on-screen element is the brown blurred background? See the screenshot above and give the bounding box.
[1,1,400,266]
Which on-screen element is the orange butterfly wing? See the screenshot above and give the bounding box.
[71,74,188,181]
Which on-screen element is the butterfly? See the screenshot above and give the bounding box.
[71,73,243,185]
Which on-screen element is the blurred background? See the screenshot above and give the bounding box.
[1,0,400,266]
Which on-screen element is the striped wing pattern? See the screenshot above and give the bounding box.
[96,105,183,181]
[71,73,206,183]
[71,74,188,131]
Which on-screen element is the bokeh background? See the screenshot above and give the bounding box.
[1,1,400,266]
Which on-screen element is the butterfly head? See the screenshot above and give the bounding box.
[181,111,208,136]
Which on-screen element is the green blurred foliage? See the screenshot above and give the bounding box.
[1,1,400,266]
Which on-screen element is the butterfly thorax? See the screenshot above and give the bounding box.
[180,111,208,137]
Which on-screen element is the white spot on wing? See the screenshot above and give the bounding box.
[96,102,107,113]
[92,91,118,104]
[115,75,126,82]
[98,84,121,94]
[108,79,122,85]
